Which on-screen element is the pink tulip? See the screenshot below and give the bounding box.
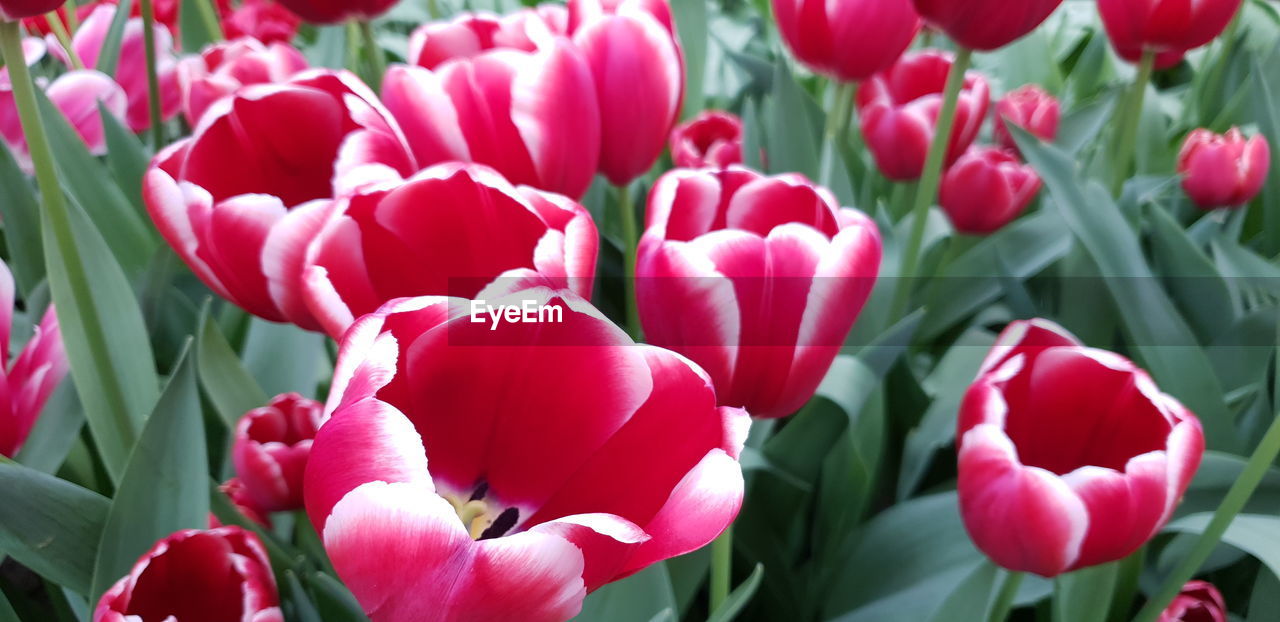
[911,0,1063,50]
[1177,127,1270,209]
[271,0,395,24]
[0,0,65,20]
[636,167,882,419]
[669,110,744,169]
[772,0,921,82]
[212,478,274,529]
[388,8,601,199]
[304,289,748,621]
[0,261,70,458]
[221,0,302,45]
[177,37,310,126]
[302,162,598,338]
[1099,0,1241,66]
[1158,581,1227,622]
[993,84,1060,154]
[568,0,683,186]
[856,50,990,181]
[957,319,1204,577]
[94,527,283,622]
[144,70,416,330]
[939,147,1041,234]
[2,68,126,172]
[232,393,321,513]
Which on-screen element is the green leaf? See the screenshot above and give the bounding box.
[1180,451,1280,518]
[0,590,17,622]
[284,571,324,622]
[178,0,215,53]
[0,462,110,595]
[99,103,152,215]
[672,0,707,119]
[765,58,821,179]
[306,25,349,69]
[241,319,326,398]
[1252,56,1280,254]
[0,140,45,297]
[707,563,764,622]
[1147,205,1237,343]
[1165,513,1280,580]
[1248,566,1280,622]
[95,0,134,77]
[1052,563,1118,622]
[924,562,1001,622]
[304,571,369,622]
[90,348,209,601]
[575,562,677,622]
[14,381,84,474]
[197,308,268,429]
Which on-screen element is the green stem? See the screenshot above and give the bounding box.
[616,184,641,340]
[710,525,733,613]
[65,0,80,32]
[988,570,1023,622]
[138,0,165,148]
[194,0,225,43]
[1107,547,1144,622]
[888,47,972,320]
[46,12,85,69]
[358,20,386,91]
[1109,50,1155,198]
[427,0,440,19]
[0,22,70,223]
[820,81,856,185]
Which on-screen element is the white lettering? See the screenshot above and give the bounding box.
[468,299,566,330]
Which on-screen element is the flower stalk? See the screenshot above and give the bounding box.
[1109,49,1156,197]
[138,0,165,148]
[987,569,1023,622]
[358,20,385,90]
[616,184,641,340]
[710,525,733,613]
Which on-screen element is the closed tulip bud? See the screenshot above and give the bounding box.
[1177,128,1270,209]
[857,50,990,181]
[221,0,302,45]
[993,84,1059,153]
[958,319,1204,577]
[233,393,322,513]
[94,527,283,622]
[637,168,882,419]
[669,110,743,169]
[212,478,274,529]
[911,0,1064,50]
[0,0,65,20]
[177,37,309,126]
[1099,0,1241,66]
[940,147,1041,235]
[0,261,70,458]
[305,290,748,621]
[144,70,416,331]
[302,163,598,338]
[1158,581,1227,622]
[772,0,921,82]
[271,0,395,24]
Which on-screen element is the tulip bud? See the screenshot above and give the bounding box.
[94,527,283,622]
[1177,128,1270,209]
[993,84,1060,153]
[271,0,395,24]
[221,0,302,45]
[1099,0,1241,66]
[772,0,920,82]
[211,478,274,529]
[939,147,1041,235]
[2,68,127,172]
[856,50,990,181]
[0,0,66,20]
[911,0,1064,50]
[637,167,882,419]
[0,261,70,458]
[232,393,321,513]
[1158,581,1227,622]
[177,37,309,126]
[957,319,1204,577]
[669,110,744,169]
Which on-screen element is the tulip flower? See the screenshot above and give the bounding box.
[669,110,744,169]
[222,0,302,45]
[911,0,1064,50]
[144,69,416,331]
[233,393,321,513]
[304,289,748,621]
[636,168,882,419]
[271,0,396,24]
[957,319,1204,577]
[2,68,127,172]
[1098,0,1241,67]
[1158,581,1227,622]
[25,0,234,36]
[772,0,921,82]
[212,478,274,528]
[568,0,683,187]
[856,50,990,181]
[0,261,70,458]
[0,0,65,20]
[177,37,310,126]
[94,527,283,622]
[1176,127,1270,210]
[302,162,598,338]
[993,84,1059,154]
[939,147,1041,235]
[387,8,601,199]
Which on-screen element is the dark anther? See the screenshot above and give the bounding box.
[478,508,519,540]
[469,481,489,502]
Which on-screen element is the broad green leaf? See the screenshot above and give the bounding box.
[307,25,349,69]
[924,562,1001,622]
[99,103,152,215]
[1248,567,1280,622]
[666,549,710,618]
[673,0,707,118]
[1253,56,1280,254]
[1179,452,1280,518]
[576,562,678,622]
[285,571,324,622]
[0,590,17,622]
[1165,513,1280,580]
[178,0,217,53]
[1052,563,1118,622]
[0,141,45,297]
[241,319,326,398]
[95,0,134,77]
[766,58,821,179]
[14,381,84,474]
[707,563,765,622]
[0,462,110,595]
[91,349,208,600]
[1147,205,1237,344]
[197,309,268,429]
[813,356,883,555]
[305,571,369,622]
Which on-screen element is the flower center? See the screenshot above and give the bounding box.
[445,483,519,540]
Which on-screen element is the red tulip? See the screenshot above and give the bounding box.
[212,478,274,529]
[957,319,1204,577]
[177,37,309,126]
[271,0,394,24]
[301,162,598,338]
[94,527,282,622]
[911,0,1063,50]
[0,261,70,458]
[406,8,563,69]
[1177,127,1270,209]
[772,0,921,82]
[568,0,683,186]
[993,84,1059,153]
[24,0,233,36]
[939,147,1041,234]
[856,50,990,181]
[1158,581,1227,622]
[636,168,882,419]
[669,110,744,169]
[304,290,748,621]
[1098,0,1241,66]
[233,393,321,513]
[2,66,127,172]
[0,0,65,20]
[221,0,302,45]
[388,8,601,199]
[144,70,416,331]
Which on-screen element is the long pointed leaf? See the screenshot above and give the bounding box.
[0,461,110,595]
[0,141,45,296]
